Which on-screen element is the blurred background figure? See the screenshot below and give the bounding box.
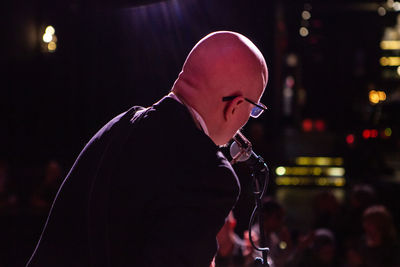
[343,241,366,267]
[30,160,63,215]
[360,205,400,267]
[0,160,19,267]
[312,190,341,232]
[0,160,18,215]
[287,228,338,267]
[245,197,293,267]
[342,184,377,244]
[215,212,245,267]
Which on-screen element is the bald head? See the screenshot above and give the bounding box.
[172,31,268,145]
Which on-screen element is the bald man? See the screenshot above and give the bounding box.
[27,31,268,267]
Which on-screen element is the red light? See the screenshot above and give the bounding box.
[362,129,371,139]
[346,134,355,144]
[302,119,313,132]
[315,120,326,132]
[371,129,378,138]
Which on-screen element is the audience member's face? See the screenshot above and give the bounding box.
[317,244,335,264]
[45,161,62,184]
[346,249,363,267]
[263,211,284,232]
[363,220,382,247]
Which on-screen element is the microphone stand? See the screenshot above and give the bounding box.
[246,152,270,267]
[229,131,270,266]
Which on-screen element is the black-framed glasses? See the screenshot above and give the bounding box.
[222,95,268,118]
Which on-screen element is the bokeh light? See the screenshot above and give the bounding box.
[276,166,286,176]
[346,134,355,144]
[48,41,57,52]
[302,10,311,20]
[378,7,387,16]
[299,27,309,37]
[45,25,55,35]
[43,33,53,43]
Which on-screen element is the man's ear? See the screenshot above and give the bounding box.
[223,96,244,121]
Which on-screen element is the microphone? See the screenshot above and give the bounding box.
[229,131,257,164]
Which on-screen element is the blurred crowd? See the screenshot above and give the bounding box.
[215,186,400,267]
[1,158,400,267]
[0,159,64,267]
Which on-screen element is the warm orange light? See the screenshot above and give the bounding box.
[378,91,386,101]
[302,10,311,20]
[43,33,53,43]
[380,40,400,50]
[48,41,57,52]
[45,25,55,35]
[369,90,386,104]
[299,27,309,37]
[380,57,400,66]
[369,90,380,104]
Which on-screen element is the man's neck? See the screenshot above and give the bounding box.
[168,92,209,136]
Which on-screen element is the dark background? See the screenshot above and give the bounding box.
[3,0,398,166]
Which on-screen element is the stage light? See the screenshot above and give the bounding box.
[334,158,344,166]
[289,167,309,176]
[378,7,387,16]
[380,57,389,66]
[378,91,386,101]
[295,157,344,166]
[292,178,300,185]
[369,90,380,104]
[363,129,371,139]
[387,0,394,8]
[276,176,345,187]
[385,127,392,137]
[296,157,310,165]
[279,241,287,250]
[334,178,345,187]
[380,57,400,66]
[313,167,322,176]
[48,41,57,52]
[43,32,53,43]
[326,167,345,176]
[42,25,57,53]
[45,25,55,35]
[346,134,355,145]
[275,177,291,185]
[393,1,400,11]
[315,120,325,132]
[397,66,400,76]
[300,27,309,37]
[276,166,286,176]
[302,10,311,20]
[302,119,313,132]
[316,178,328,186]
[286,54,298,67]
[371,129,378,138]
[380,40,400,50]
[315,157,330,166]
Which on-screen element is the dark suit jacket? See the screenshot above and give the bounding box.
[27,96,240,267]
